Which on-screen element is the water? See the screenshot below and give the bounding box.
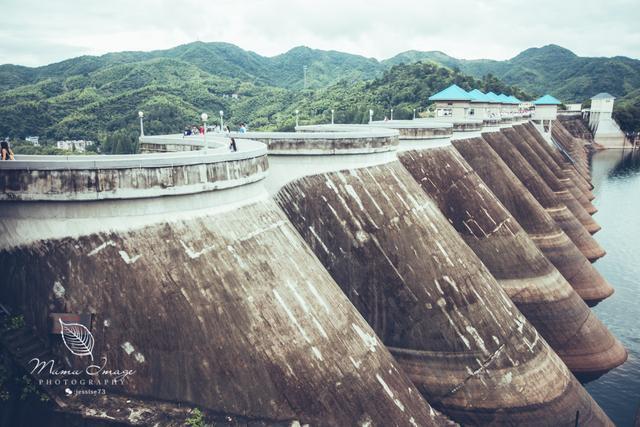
[584,149,640,426]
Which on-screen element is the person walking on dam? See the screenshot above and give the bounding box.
[1,139,14,160]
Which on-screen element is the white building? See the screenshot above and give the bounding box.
[485,92,503,120]
[57,140,95,152]
[428,84,473,120]
[588,93,625,149]
[565,103,582,112]
[25,136,40,146]
[533,94,561,121]
[467,89,495,122]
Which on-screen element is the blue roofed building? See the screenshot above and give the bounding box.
[533,94,562,121]
[467,89,497,123]
[428,84,473,120]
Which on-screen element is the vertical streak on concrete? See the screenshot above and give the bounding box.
[523,122,595,201]
[452,137,613,304]
[502,127,601,235]
[482,131,605,262]
[398,146,626,375]
[275,161,612,425]
[518,125,598,215]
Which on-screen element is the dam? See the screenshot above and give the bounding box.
[0,113,629,425]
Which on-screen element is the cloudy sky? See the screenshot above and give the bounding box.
[1,0,639,67]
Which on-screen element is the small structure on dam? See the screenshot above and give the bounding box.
[0,137,450,426]
[398,145,626,375]
[533,94,561,122]
[587,93,626,149]
[428,84,474,119]
[241,129,614,425]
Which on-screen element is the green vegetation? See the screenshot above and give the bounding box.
[185,408,207,427]
[1,41,639,145]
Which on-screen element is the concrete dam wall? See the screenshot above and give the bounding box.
[1,122,625,425]
[265,130,612,425]
[523,121,595,199]
[451,136,613,305]
[397,145,626,375]
[520,123,596,209]
[0,141,450,426]
[482,130,606,263]
[503,126,601,235]
[552,119,593,182]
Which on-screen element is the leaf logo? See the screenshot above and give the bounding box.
[59,319,95,361]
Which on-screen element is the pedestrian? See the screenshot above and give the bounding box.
[229,137,237,152]
[1,139,14,160]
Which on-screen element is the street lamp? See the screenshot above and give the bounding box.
[138,111,144,136]
[331,109,334,125]
[201,113,208,152]
[295,109,299,127]
[390,108,394,121]
[413,108,416,120]
[219,110,224,131]
[369,109,373,124]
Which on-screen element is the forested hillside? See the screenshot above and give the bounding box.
[1,41,639,153]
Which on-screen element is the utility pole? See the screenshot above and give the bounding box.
[303,65,308,89]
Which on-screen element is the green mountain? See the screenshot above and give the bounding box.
[0,42,381,92]
[1,41,639,146]
[391,45,640,103]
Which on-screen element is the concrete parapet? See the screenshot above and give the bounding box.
[0,141,269,249]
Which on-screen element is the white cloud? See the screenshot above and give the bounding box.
[0,0,638,66]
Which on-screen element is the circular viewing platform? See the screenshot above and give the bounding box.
[0,137,267,201]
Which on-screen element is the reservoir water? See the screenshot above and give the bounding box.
[585,149,640,426]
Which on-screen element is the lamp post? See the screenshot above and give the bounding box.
[331,109,334,125]
[219,110,224,131]
[138,111,144,136]
[369,109,373,124]
[390,108,394,121]
[201,113,208,152]
[413,108,416,120]
[295,109,299,127]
